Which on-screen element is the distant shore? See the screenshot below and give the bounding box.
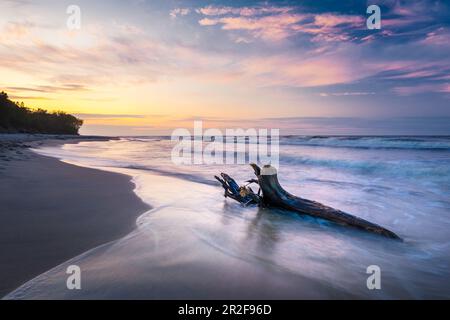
[0,134,150,297]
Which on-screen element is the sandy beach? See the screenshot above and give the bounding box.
[0,135,150,297]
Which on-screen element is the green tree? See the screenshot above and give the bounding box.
[0,91,83,134]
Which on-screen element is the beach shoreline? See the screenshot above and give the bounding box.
[0,134,151,297]
[2,135,449,299]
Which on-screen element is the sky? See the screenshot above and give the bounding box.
[0,0,449,135]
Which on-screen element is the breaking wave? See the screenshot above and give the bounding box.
[280,136,450,150]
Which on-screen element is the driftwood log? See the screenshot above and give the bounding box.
[215,164,401,240]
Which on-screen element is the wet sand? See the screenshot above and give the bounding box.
[0,137,150,297]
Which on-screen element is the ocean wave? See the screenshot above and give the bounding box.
[280,136,450,150]
[124,135,450,150]
[280,155,450,180]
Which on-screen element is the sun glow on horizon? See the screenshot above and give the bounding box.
[1,0,450,135]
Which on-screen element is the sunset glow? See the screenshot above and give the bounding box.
[1,0,449,135]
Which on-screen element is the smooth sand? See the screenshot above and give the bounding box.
[0,145,150,297]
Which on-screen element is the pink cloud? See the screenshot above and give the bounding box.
[387,69,440,80]
[0,21,34,41]
[313,14,363,28]
[170,8,190,19]
[197,7,363,42]
[198,18,218,26]
[217,14,306,41]
[197,6,292,17]
[319,92,376,97]
[422,27,450,46]
[3,5,446,100]
[240,52,373,87]
[198,13,306,41]
[374,61,450,82]
[2,17,439,94]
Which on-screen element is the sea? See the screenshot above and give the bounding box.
[6,136,450,299]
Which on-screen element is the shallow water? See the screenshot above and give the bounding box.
[6,136,450,299]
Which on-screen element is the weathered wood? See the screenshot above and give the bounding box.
[216,164,401,240]
[214,173,260,206]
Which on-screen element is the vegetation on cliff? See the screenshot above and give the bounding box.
[0,91,83,135]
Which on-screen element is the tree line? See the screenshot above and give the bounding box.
[0,91,83,135]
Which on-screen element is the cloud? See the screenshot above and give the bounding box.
[377,0,450,33]
[113,22,144,35]
[0,22,175,90]
[389,0,442,18]
[0,21,35,41]
[3,15,435,96]
[374,62,450,81]
[74,113,148,119]
[422,27,450,46]
[392,83,450,96]
[5,84,88,93]
[8,95,53,101]
[313,14,362,28]
[200,13,307,41]
[2,0,450,120]
[198,18,218,26]
[1,0,32,7]
[197,5,292,17]
[238,48,378,87]
[170,8,190,19]
[319,92,376,97]
[197,5,364,42]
